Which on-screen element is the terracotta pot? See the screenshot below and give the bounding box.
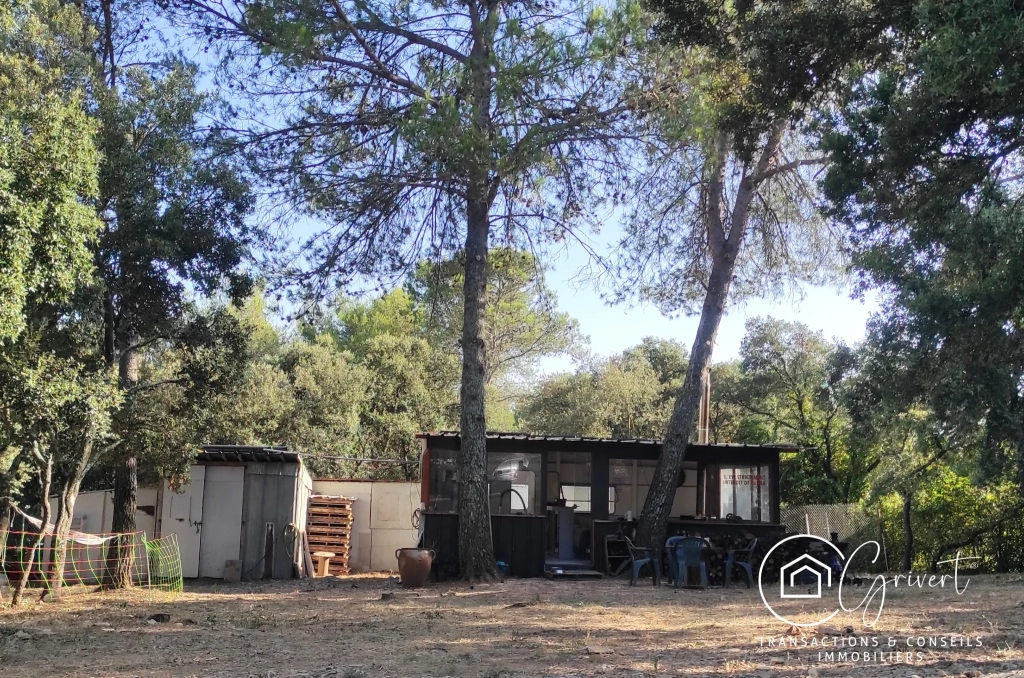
[395,548,434,588]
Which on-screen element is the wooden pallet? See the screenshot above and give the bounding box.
[306,494,355,576]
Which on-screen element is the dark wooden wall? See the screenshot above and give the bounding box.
[420,512,460,581]
[491,515,545,578]
[420,513,545,580]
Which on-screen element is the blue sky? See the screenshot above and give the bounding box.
[537,242,879,374]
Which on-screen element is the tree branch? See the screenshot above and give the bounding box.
[348,19,467,64]
[750,156,828,184]
[327,0,433,100]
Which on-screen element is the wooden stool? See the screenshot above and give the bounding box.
[312,551,335,577]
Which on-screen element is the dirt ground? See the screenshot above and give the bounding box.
[3,573,1024,678]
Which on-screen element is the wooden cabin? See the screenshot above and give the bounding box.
[416,432,798,579]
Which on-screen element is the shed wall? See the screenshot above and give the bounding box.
[239,461,303,579]
[310,480,419,572]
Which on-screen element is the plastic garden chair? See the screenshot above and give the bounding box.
[664,536,687,585]
[672,537,709,590]
[725,538,757,588]
[624,536,661,586]
[605,534,631,577]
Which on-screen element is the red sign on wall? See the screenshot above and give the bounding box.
[722,471,765,486]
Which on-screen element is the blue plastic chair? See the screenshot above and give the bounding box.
[625,536,661,586]
[664,536,687,585]
[725,538,757,588]
[672,537,709,590]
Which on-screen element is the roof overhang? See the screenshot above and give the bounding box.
[416,431,799,459]
[197,445,300,464]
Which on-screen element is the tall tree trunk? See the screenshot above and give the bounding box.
[0,450,22,572]
[0,454,18,577]
[901,491,913,572]
[105,455,137,588]
[458,201,496,581]
[12,451,52,606]
[48,488,75,599]
[49,436,97,598]
[456,0,498,581]
[636,124,786,554]
[103,291,116,367]
[107,344,139,588]
[0,496,10,573]
[635,241,737,553]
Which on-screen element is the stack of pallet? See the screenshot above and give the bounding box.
[305,494,354,576]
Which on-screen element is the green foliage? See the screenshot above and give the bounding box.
[207,250,576,477]
[209,360,297,447]
[278,339,366,471]
[876,470,1024,572]
[821,1,1024,474]
[332,290,425,358]
[0,291,123,515]
[732,318,869,503]
[822,0,1024,233]
[106,309,254,488]
[354,334,456,478]
[817,0,1024,573]
[649,0,907,157]
[83,11,258,499]
[210,294,459,479]
[0,332,119,457]
[0,0,101,339]
[408,249,580,386]
[613,0,893,315]
[705,361,771,444]
[93,60,255,333]
[518,337,687,438]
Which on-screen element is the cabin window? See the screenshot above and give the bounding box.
[558,485,616,514]
[547,450,592,508]
[488,453,541,514]
[610,459,697,518]
[428,448,459,512]
[609,459,656,517]
[719,465,771,521]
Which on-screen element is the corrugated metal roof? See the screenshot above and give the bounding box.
[198,445,301,463]
[415,431,800,450]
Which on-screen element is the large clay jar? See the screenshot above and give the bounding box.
[395,548,434,588]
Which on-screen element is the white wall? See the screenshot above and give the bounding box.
[45,488,158,584]
[310,480,419,572]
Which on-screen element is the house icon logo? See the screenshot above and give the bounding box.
[758,533,848,627]
[779,553,832,599]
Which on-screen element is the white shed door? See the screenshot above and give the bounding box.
[161,465,205,578]
[198,466,244,578]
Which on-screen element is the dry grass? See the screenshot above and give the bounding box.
[1,573,1024,677]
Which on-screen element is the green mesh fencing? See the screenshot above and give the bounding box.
[1,526,183,601]
[142,533,183,595]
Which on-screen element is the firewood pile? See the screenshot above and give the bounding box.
[305,494,354,576]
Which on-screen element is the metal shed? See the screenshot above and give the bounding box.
[157,445,313,580]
